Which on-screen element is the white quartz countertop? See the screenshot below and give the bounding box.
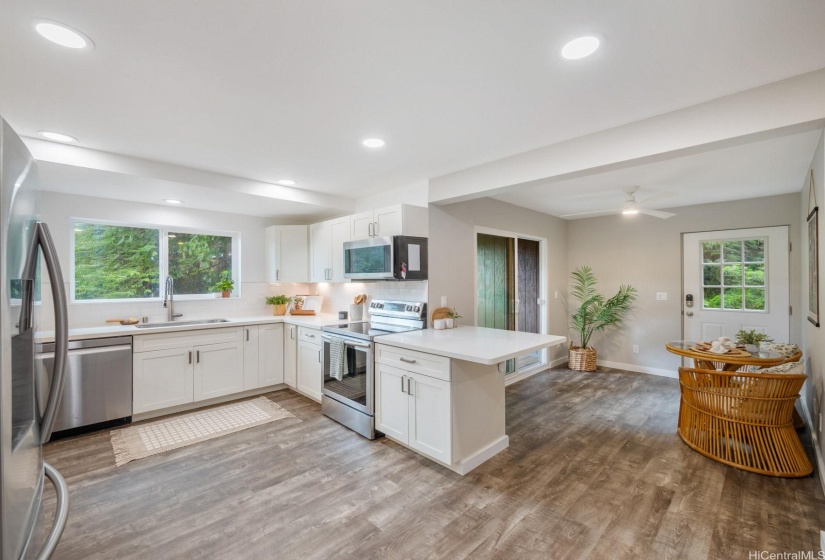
[36,313,341,343]
[377,326,567,365]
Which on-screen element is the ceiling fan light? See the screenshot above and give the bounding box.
[622,201,639,215]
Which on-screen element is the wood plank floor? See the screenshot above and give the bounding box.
[32,366,825,560]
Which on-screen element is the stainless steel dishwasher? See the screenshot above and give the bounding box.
[36,336,133,437]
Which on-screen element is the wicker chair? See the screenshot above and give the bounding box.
[678,367,812,477]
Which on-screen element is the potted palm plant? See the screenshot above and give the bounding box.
[568,265,637,372]
[213,271,235,298]
[265,295,290,316]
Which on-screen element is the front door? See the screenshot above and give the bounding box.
[682,226,790,344]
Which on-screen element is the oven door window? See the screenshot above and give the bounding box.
[323,344,368,407]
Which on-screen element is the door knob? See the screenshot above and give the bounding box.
[686,311,694,317]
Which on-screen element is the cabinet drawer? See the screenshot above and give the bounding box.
[297,327,322,344]
[134,327,242,353]
[376,345,450,382]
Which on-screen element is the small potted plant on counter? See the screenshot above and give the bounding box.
[213,271,235,298]
[266,294,290,316]
[568,265,637,372]
[735,329,773,354]
[446,308,462,328]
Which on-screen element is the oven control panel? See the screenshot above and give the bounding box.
[369,299,427,320]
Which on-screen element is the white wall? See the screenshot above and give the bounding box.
[428,198,569,363]
[38,191,309,328]
[800,129,825,468]
[567,193,802,375]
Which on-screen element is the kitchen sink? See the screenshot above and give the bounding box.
[134,319,231,329]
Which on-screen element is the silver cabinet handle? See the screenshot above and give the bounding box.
[373,222,379,236]
[34,463,69,560]
[290,327,295,340]
[276,269,280,281]
[246,328,250,342]
[307,334,315,338]
[318,350,322,363]
[401,375,406,393]
[407,377,414,396]
[189,351,193,364]
[24,223,68,443]
[400,357,417,364]
[196,350,200,363]
[368,222,374,237]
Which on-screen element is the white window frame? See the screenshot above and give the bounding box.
[70,218,241,303]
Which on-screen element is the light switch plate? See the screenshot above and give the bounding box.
[656,292,668,301]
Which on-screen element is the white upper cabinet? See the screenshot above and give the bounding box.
[349,204,428,241]
[265,225,309,283]
[310,216,350,282]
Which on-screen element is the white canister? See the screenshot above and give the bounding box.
[350,304,364,321]
[434,319,446,330]
[445,318,455,329]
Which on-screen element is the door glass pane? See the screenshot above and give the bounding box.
[723,288,743,310]
[722,241,742,262]
[745,288,766,311]
[723,264,742,285]
[744,263,765,286]
[702,241,721,263]
[704,288,721,309]
[703,265,720,285]
[744,239,765,262]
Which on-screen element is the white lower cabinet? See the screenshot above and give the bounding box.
[194,341,244,401]
[259,324,284,386]
[133,347,194,414]
[284,324,298,388]
[243,326,260,390]
[376,362,452,465]
[297,327,322,402]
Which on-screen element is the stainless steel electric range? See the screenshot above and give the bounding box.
[320,299,426,439]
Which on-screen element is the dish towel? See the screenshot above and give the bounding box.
[329,338,346,381]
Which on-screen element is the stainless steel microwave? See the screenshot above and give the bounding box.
[343,235,428,280]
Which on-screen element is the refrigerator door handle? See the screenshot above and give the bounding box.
[33,462,70,560]
[35,222,70,443]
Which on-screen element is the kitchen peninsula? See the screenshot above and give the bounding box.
[375,327,566,474]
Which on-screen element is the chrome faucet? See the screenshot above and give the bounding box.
[163,275,183,321]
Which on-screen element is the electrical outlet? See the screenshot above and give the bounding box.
[656,292,668,301]
[632,345,639,354]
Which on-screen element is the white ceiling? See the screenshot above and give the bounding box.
[2,0,825,211]
[492,129,824,218]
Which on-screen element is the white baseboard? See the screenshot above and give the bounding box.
[596,359,678,379]
[550,355,569,368]
[800,399,825,498]
[457,435,509,475]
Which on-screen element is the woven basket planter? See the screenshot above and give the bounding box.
[568,346,597,372]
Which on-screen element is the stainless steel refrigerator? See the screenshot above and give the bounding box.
[0,118,70,559]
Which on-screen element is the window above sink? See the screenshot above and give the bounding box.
[71,220,240,302]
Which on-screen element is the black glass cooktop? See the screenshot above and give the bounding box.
[321,322,419,341]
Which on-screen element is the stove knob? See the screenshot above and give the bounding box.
[414,306,420,312]
[405,305,412,311]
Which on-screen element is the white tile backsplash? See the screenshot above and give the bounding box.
[309,281,428,317]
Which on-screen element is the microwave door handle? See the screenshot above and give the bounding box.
[34,223,70,443]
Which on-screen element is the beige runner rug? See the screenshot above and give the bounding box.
[111,397,296,466]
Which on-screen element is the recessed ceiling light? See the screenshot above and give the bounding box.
[561,36,600,60]
[33,20,94,50]
[362,138,386,148]
[38,131,77,143]
[164,199,184,205]
[276,179,296,186]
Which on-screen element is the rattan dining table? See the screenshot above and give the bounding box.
[665,341,785,371]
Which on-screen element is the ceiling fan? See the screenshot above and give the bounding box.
[560,186,676,220]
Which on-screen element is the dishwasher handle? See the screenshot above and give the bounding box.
[36,345,132,360]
